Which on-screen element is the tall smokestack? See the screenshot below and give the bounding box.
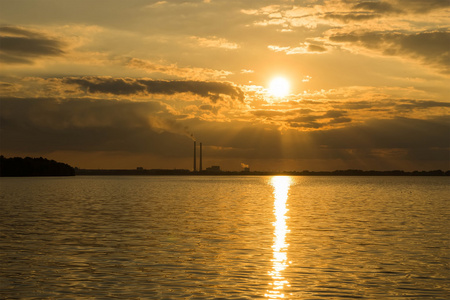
[199,142,202,172]
[193,141,197,172]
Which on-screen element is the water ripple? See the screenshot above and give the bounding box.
[1,176,449,299]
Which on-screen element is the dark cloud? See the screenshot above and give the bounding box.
[64,77,245,102]
[337,101,374,110]
[290,115,319,123]
[185,116,449,168]
[353,1,401,13]
[332,99,450,112]
[290,122,324,129]
[252,108,350,129]
[323,110,347,118]
[395,0,450,13]
[252,110,290,118]
[199,104,221,114]
[288,110,349,123]
[340,0,449,15]
[207,125,284,159]
[65,78,147,95]
[330,30,450,73]
[307,44,327,52]
[1,26,37,37]
[328,117,352,124]
[324,12,380,22]
[323,0,448,25]
[0,97,193,154]
[311,116,450,150]
[199,104,214,110]
[252,108,318,119]
[1,97,448,169]
[138,79,245,102]
[395,100,450,110]
[0,82,15,88]
[0,26,64,64]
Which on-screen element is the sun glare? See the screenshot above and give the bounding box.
[266,176,292,299]
[269,77,290,98]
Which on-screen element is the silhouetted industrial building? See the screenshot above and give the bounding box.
[206,166,221,172]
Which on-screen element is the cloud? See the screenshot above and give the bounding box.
[139,79,244,102]
[285,109,352,129]
[302,75,313,82]
[353,1,401,14]
[268,42,328,54]
[191,36,239,49]
[1,96,448,170]
[289,121,324,129]
[394,0,450,13]
[329,30,450,73]
[323,110,347,118]
[328,117,352,124]
[199,104,213,111]
[0,96,194,153]
[327,0,449,21]
[250,105,353,130]
[241,69,254,74]
[307,44,328,52]
[14,78,446,131]
[324,12,381,22]
[198,104,221,115]
[395,100,450,110]
[243,0,449,35]
[311,116,450,150]
[147,1,168,8]
[127,58,232,80]
[249,91,450,132]
[64,76,245,103]
[233,115,449,169]
[65,77,147,95]
[0,26,65,64]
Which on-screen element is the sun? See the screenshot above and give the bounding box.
[269,77,290,98]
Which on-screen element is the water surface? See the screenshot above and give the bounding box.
[1,176,449,299]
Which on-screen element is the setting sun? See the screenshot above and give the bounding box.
[269,77,290,98]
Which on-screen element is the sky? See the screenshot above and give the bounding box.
[0,0,449,171]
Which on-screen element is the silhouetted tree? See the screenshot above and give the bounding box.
[0,156,75,176]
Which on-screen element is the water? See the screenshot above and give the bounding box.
[1,176,449,299]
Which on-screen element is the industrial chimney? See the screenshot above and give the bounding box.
[199,142,202,172]
[193,141,197,172]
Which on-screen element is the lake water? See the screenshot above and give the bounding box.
[1,176,449,299]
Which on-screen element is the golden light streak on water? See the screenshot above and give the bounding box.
[265,176,292,299]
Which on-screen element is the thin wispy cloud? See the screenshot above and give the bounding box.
[0,26,65,64]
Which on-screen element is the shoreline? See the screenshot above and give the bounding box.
[73,169,450,176]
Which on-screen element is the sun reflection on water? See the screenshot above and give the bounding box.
[266,176,292,299]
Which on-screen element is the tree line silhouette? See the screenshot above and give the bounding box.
[0,156,75,176]
[1,155,447,177]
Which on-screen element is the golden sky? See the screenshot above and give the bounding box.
[1,0,449,171]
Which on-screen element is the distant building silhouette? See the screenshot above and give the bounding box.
[206,165,221,172]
